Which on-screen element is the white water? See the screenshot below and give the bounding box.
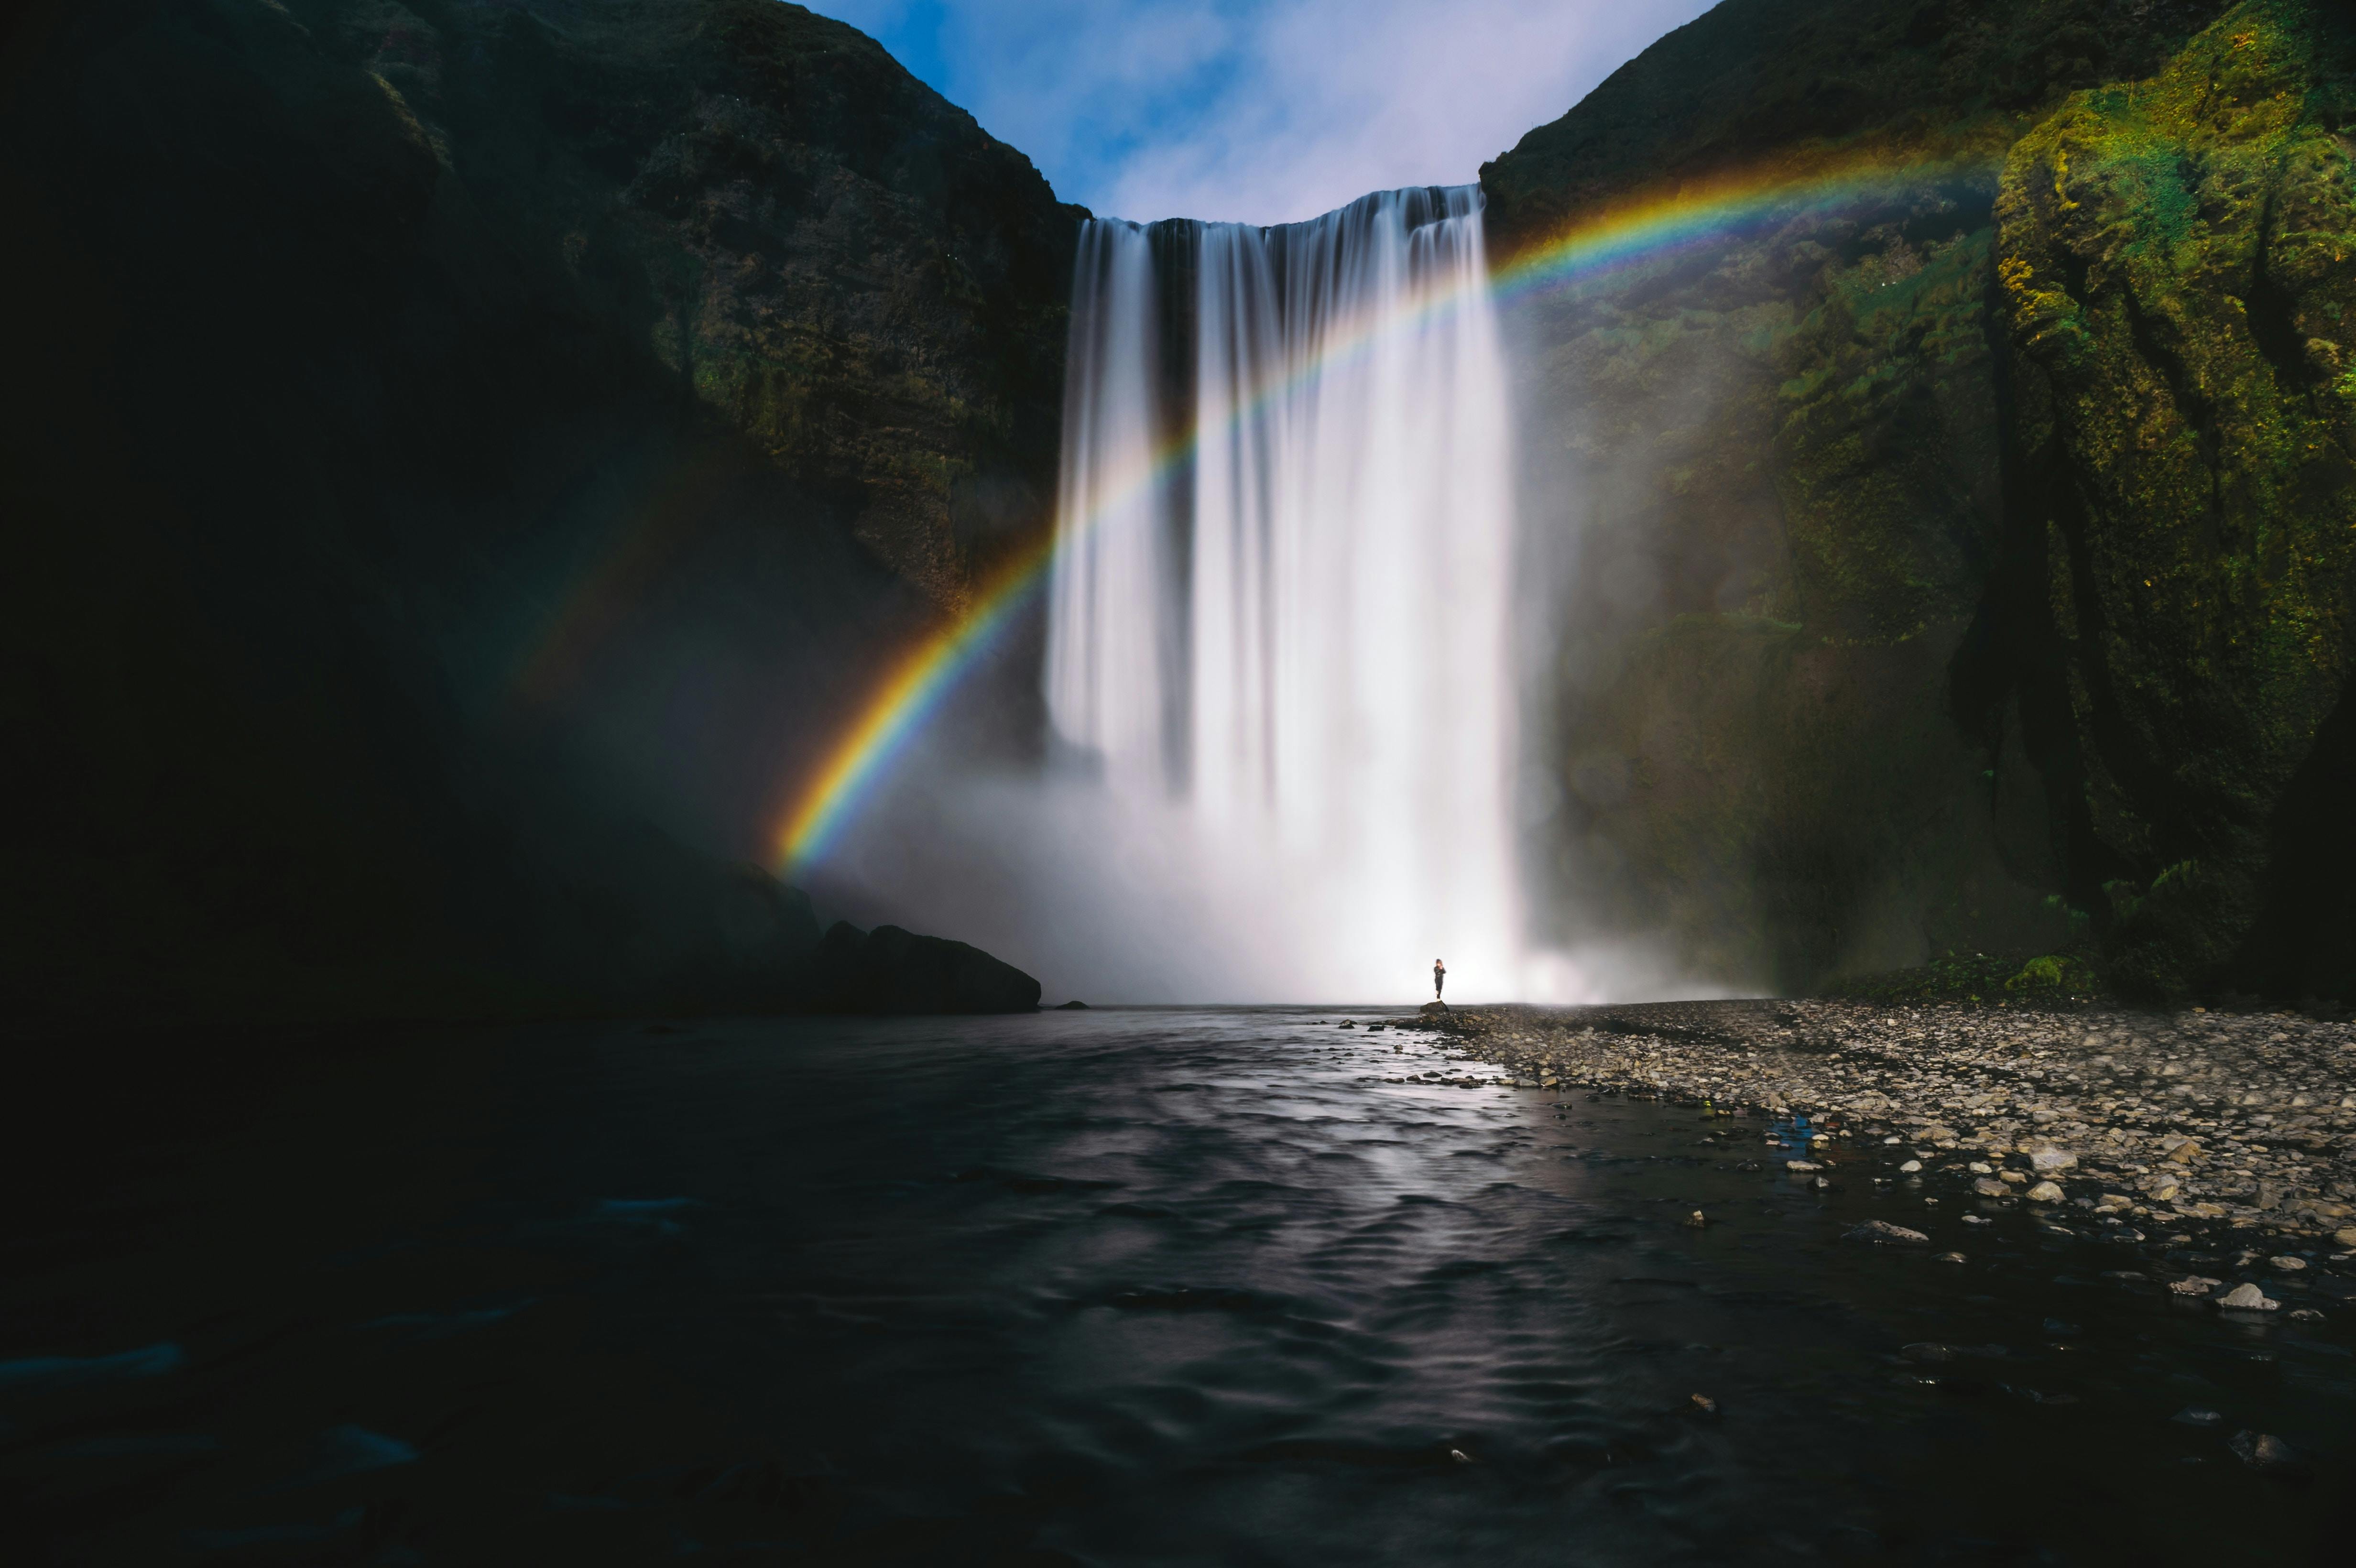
[1045,187,1525,1001]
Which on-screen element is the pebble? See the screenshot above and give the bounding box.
[1683,1210,1708,1228]
[1434,999,2356,1258]
[2169,1276,2221,1296]
[2269,1255,2308,1272]
[2171,1406,2223,1426]
[2027,1180,2064,1203]
[1689,1393,1719,1415]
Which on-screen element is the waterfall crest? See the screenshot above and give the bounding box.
[1046,187,1522,1001]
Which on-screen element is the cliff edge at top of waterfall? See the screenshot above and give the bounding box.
[1480,0,2238,248]
[2,0,1080,1030]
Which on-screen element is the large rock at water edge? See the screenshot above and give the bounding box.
[812,923,1041,1014]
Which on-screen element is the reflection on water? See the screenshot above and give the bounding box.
[3,1009,2348,1564]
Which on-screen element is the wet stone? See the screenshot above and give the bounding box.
[2214,1283,2280,1311]
[1846,1220,1930,1246]
[2228,1431,2305,1473]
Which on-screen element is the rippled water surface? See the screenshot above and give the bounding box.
[6,1009,2349,1564]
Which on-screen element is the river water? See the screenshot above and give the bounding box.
[5,1009,2348,1564]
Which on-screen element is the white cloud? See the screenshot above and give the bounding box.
[807,0,1717,225]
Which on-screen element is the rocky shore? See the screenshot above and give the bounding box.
[1374,998,2356,1305]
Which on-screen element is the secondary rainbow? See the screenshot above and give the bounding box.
[769,152,1994,877]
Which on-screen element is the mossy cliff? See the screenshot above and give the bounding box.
[1994,5,2356,997]
[2,0,1077,1027]
[1485,0,2356,1000]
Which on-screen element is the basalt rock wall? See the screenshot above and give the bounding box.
[1,0,1080,1027]
[1485,0,2356,1002]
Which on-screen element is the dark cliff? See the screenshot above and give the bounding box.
[1485,0,2356,1001]
[1,0,1078,1027]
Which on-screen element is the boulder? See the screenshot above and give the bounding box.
[2213,1283,2280,1312]
[810,923,1041,1014]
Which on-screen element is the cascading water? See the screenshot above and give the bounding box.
[1046,186,1522,1001]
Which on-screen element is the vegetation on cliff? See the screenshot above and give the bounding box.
[1486,0,2355,1002]
[1995,0,2356,997]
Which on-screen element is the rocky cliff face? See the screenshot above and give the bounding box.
[1994,4,2356,997]
[13,0,2347,1021]
[2,0,1078,1026]
[1485,0,2356,1001]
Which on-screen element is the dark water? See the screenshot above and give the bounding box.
[5,1009,2349,1565]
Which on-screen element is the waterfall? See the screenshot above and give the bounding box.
[1045,186,1522,1001]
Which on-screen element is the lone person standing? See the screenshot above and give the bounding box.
[1432,958,1446,1000]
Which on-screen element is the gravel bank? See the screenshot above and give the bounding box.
[1409,999,2356,1253]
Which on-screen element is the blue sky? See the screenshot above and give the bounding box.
[806,0,1718,225]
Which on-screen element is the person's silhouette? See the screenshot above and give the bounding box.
[1433,958,1446,1000]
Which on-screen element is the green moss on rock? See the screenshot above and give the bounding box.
[1492,0,2355,1001]
[1996,0,2356,996]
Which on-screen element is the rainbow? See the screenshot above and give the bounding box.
[752,151,1996,877]
[765,528,1057,873]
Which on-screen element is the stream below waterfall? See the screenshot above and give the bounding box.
[6,1009,2349,1564]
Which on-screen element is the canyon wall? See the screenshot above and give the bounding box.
[2,0,1079,1026]
[1485,0,2356,1001]
[10,0,2351,1020]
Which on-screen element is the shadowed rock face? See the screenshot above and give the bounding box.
[2,0,1079,1026]
[1483,0,2356,1000]
[812,922,1042,1014]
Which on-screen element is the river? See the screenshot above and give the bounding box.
[4,1008,2346,1563]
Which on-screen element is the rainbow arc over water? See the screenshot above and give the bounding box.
[764,152,1993,877]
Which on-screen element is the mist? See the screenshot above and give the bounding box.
[794,187,1736,1008]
